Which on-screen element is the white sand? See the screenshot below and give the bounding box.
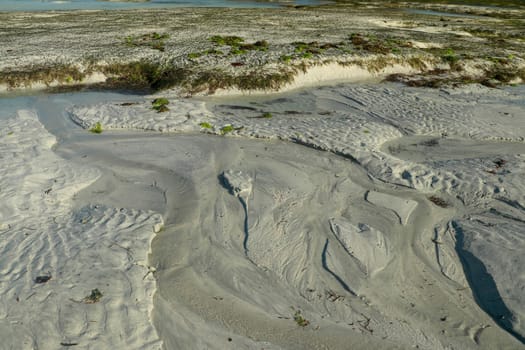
[64,82,525,348]
[0,110,162,348]
[2,82,525,349]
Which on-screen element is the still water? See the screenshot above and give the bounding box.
[0,0,321,11]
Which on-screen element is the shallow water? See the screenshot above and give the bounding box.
[405,8,487,18]
[0,0,321,11]
[0,90,142,140]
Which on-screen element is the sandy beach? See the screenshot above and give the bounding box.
[1,1,525,349]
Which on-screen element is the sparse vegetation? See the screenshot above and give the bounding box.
[261,112,273,119]
[124,32,170,52]
[199,122,213,129]
[387,64,525,88]
[100,60,298,94]
[2,4,524,93]
[0,64,86,89]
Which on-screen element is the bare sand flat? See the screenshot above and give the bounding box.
[2,81,522,349]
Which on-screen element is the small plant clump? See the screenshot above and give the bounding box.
[293,309,310,327]
[152,98,169,112]
[199,122,213,129]
[124,32,170,52]
[83,288,103,304]
[90,122,103,134]
[261,112,273,119]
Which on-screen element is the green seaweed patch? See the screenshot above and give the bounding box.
[90,122,103,134]
[199,122,213,129]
